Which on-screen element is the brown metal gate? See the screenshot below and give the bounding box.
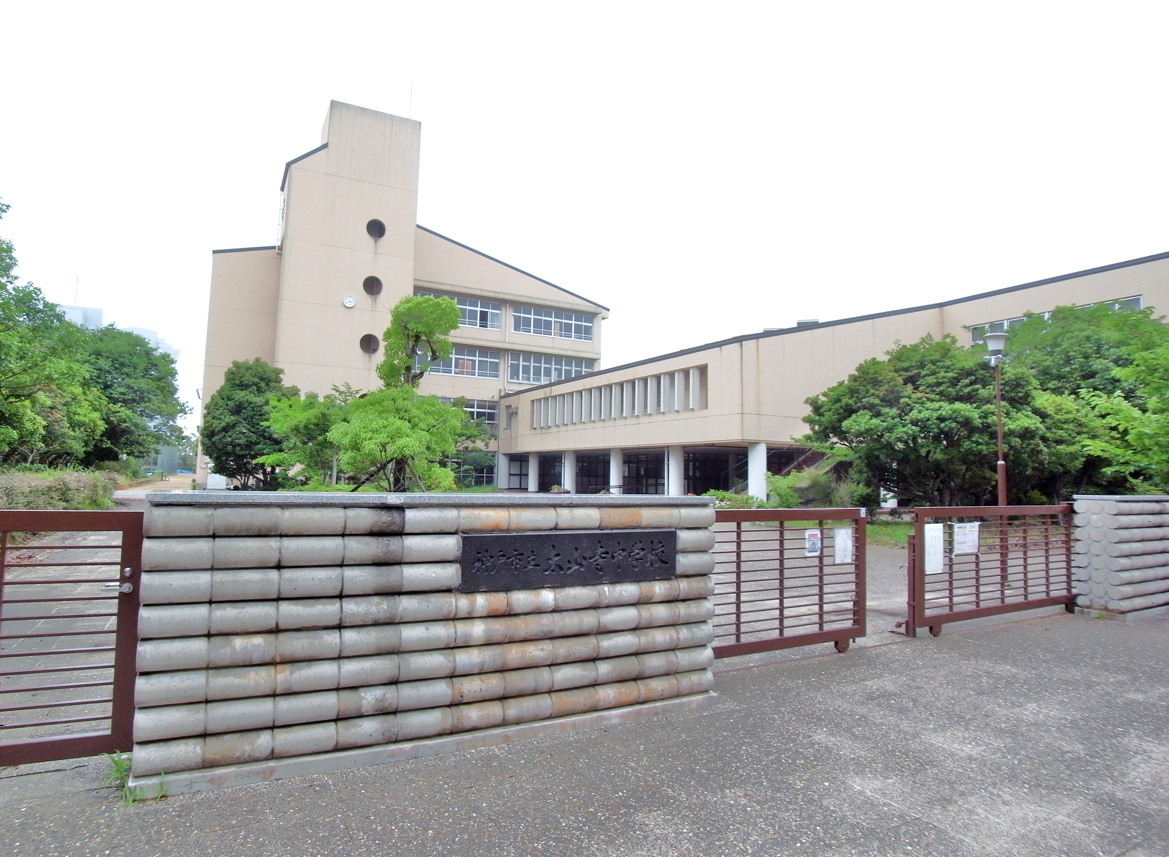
[712,508,866,657]
[0,510,142,765]
[904,505,1073,637]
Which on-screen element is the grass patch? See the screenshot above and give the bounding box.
[866,519,913,548]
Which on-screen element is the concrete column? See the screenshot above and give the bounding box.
[562,451,577,493]
[495,451,506,489]
[747,442,768,501]
[527,453,539,493]
[667,446,685,497]
[609,449,624,494]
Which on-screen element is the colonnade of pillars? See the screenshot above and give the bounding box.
[500,442,770,499]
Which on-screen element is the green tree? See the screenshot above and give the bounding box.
[322,294,471,492]
[1083,342,1169,490]
[200,359,296,488]
[329,386,465,491]
[376,294,460,388]
[803,335,1100,506]
[175,432,198,471]
[79,326,189,464]
[1000,303,1169,397]
[257,384,358,485]
[0,199,16,288]
[0,201,102,464]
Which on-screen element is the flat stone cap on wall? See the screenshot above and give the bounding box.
[147,492,716,509]
[1073,495,1169,502]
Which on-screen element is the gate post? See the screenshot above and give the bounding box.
[905,531,920,637]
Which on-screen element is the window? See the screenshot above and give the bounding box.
[416,290,501,329]
[508,455,529,490]
[1109,296,1143,311]
[969,296,1144,345]
[426,347,500,378]
[575,453,610,494]
[438,397,499,429]
[454,296,501,329]
[623,452,665,495]
[512,306,594,341]
[507,352,594,384]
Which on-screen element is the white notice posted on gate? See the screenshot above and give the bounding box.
[924,523,945,574]
[834,527,854,564]
[952,522,980,555]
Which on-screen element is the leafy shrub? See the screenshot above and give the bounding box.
[765,472,802,508]
[0,470,118,510]
[703,489,767,509]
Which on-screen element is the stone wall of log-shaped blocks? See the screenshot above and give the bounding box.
[1073,495,1169,615]
[129,495,716,790]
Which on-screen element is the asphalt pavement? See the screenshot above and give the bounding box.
[3,549,1166,857]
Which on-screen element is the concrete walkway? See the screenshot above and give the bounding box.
[3,605,1166,856]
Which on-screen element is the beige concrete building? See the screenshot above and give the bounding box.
[200,102,607,487]
[500,254,1169,498]
[200,101,1169,496]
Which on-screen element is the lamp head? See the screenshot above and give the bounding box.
[983,330,1008,358]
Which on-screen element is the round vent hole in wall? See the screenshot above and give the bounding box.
[360,334,380,354]
[363,276,383,296]
[366,219,386,239]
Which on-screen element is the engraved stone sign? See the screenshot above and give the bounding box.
[459,529,676,592]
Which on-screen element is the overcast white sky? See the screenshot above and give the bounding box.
[4,2,1168,431]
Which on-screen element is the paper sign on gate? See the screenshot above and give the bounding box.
[805,528,822,557]
[834,527,854,564]
[924,523,945,574]
[952,522,980,555]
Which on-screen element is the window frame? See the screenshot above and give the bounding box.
[511,305,594,341]
[507,352,594,385]
[425,346,500,379]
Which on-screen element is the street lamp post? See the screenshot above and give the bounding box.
[983,331,1008,506]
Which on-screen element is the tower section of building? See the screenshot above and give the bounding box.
[199,101,607,487]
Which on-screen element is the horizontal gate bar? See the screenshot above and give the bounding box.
[1,595,119,604]
[0,646,116,658]
[1,630,116,640]
[0,713,109,730]
[0,679,113,694]
[0,611,117,622]
[1,695,112,713]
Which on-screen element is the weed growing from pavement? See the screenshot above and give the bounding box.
[103,752,166,804]
[103,751,141,804]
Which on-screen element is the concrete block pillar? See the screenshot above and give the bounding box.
[494,451,506,489]
[747,442,768,502]
[667,446,685,496]
[562,451,577,493]
[609,449,624,494]
[528,453,539,493]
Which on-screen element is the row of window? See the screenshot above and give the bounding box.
[531,366,708,430]
[438,397,499,429]
[969,296,1142,344]
[512,305,593,340]
[417,290,595,342]
[424,347,595,384]
[510,353,595,385]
